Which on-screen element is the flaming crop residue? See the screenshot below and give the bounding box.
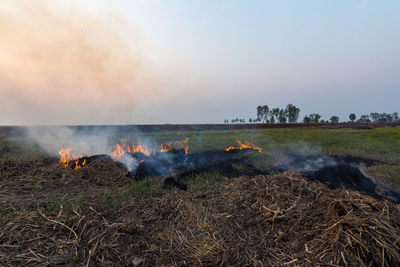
[111,143,151,158]
[58,138,261,171]
[111,137,190,159]
[58,148,86,170]
[226,140,262,153]
[59,139,190,170]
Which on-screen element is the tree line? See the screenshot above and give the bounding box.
[225,104,300,124]
[224,105,399,124]
[350,112,399,123]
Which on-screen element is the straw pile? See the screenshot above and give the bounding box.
[1,171,399,266]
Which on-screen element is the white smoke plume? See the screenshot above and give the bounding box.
[25,126,115,156]
[24,126,168,174]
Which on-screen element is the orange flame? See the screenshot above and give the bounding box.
[111,143,151,158]
[59,138,190,170]
[226,140,262,153]
[111,138,190,159]
[176,137,189,154]
[159,142,172,153]
[58,148,86,169]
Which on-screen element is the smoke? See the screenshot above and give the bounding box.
[25,126,115,156]
[0,0,158,125]
[24,125,174,174]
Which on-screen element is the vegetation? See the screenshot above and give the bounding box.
[225,104,399,124]
[349,113,356,122]
[357,112,400,123]
[303,113,321,123]
[1,125,400,265]
[330,116,339,123]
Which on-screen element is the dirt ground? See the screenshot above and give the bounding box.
[0,155,399,266]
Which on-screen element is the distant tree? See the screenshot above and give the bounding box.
[249,118,253,123]
[285,104,300,123]
[315,114,321,123]
[278,109,288,123]
[386,113,393,122]
[349,113,356,122]
[359,115,370,123]
[257,106,263,122]
[367,112,400,123]
[370,113,379,122]
[308,113,321,123]
[303,115,311,123]
[330,116,339,123]
[377,113,388,123]
[262,105,270,123]
[269,113,275,123]
[269,108,279,124]
[393,112,399,121]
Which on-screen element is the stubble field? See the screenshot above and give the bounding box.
[0,125,399,266]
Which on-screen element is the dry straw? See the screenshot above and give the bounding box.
[0,157,399,266]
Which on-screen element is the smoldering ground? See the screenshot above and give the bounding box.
[20,125,400,203]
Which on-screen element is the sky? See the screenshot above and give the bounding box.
[0,0,399,125]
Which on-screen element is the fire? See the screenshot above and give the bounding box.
[59,138,191,170]
[177,137,189,154]
[226,140,262,153]
[111,143,151,158]
[74,159,86,169]
[111,138,190,159]
[58,148,86,170]
[159,142,172,153]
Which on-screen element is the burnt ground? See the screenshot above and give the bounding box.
[2,149,399,207]
[0,150,400,266]
[73,150,400,203]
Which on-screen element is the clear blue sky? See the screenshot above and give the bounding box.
[1,0,399,124]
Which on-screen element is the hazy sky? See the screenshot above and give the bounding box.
[0,0,399,125]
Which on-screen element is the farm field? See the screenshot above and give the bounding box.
[0,125,400,266]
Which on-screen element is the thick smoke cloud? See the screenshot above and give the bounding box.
[0,0,157,125]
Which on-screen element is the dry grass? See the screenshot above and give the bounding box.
[1,172,399,266]
[0,156,131,206]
